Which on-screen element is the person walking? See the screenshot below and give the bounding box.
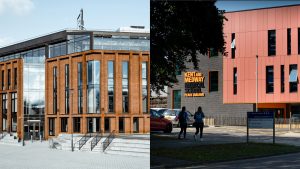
[178,106,188,139]
[194,106,205,141]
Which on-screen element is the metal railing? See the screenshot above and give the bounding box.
[91,131,103,151]
[0,132,6,140]
[78,133,92,150]
[103,130,115,152]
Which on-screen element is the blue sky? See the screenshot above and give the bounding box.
[216,1,300,12]
[0,0,149,47]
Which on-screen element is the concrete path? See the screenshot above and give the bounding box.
[0,141,149,169]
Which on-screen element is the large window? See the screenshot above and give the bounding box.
[233,67,237,95]
[11,93,17,132]
[65,64,69,114]
[67,35,90,54]
[266,66,274,93]
[87,61,100,113]
[49,42,67,58]
[108,61,114,113]
[281,65,284,93]
[49,118,55,136]
[53,66,57,114]
[2,94,7,131]
[268,30,276,56]
[231,33,235,59]
[77,62,83,114]
[289,64,298,92]
[209,71,218,92]
[298,28,300,54]
[142,62,148,113]
[14,68,17,89]
[122,61,129,113]
[7,69,10,90]
[61,118,68,132]
[1,70,4,90]
[87,118,100,133]
[287,28,291,55]
[73,117,81,133]
[173,90,181,109]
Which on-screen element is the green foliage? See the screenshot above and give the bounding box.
[151,0,226,94]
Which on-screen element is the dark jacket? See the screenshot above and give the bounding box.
[194,111,205,123]
[178,111,188,124]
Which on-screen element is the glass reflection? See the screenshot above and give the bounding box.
[87,60,100,113]
[94,37,149,51]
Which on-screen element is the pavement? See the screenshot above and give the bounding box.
[0,140,149,169]
[151,126,300,168]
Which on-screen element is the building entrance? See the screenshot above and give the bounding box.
[24,120,43,140]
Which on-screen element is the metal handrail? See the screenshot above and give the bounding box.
[91,131,103,151]
[103,130,115,152]
[78,133,92,150]
[0,132,7,140]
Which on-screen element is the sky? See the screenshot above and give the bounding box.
[216,0,300,12]
[0,0,149,47]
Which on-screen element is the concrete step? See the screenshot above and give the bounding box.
[106,149,150,157]
[108,146,150,153]
[111,142,150,148]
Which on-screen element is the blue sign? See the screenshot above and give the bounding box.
[247,112,274,129]
[248,112,274,118]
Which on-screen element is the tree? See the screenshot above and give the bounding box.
[151,0,226,94]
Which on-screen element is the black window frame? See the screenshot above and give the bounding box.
[268,30,276,56]
[289,64,298,93]
[266,66,274,93]
[61,117,68,132]
[233,67,237,95]
[287,28,291,55]
[231,33,235,59]
[281,65,285,93]
[209,71,218,92]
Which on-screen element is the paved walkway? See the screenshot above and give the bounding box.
[0,141,149,169]
[151,126,300,168]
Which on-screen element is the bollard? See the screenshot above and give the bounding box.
[40,134,42,142]
[31,135,33,143]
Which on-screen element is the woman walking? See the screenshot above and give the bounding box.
[194,106,205,141]
[178,106,188,139]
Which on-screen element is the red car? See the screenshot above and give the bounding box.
[150,109,173,133]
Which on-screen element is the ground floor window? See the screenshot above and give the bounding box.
[172,90,181,109]
[133,117,139,133]
[73,117,81,133]
[49,118,55,136]
[104,118,110,132]
[61,118,68,132]
[87,117,100,133]
[119,117,124,133]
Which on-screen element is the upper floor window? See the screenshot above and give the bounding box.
[108,61,114,113]
[287,28,291,55]
[266,66,274,93]
[122,61,129,113]
[281,65,284,93]
[268,30,276,56]
[289,64,298,93]
[233,67,237,95]
[231,33,235,59]
[142,62,148,113]
[209,71,218,92]
[14,68,17,89]
[87,61,100,114]
[67,35,90,54]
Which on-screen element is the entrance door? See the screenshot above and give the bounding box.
[87,118,100,133]
[29,122,41,140]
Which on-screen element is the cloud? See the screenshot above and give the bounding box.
[0,0,34,15]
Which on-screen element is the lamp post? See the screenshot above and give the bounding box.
[69,88,74,152]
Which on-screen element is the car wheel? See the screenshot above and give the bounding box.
[164,123,172,133]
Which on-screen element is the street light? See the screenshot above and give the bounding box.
[69,88,74,152]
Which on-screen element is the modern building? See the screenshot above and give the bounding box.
[167,48,253,117]
[223,4,300,120]
[0,28,150,140]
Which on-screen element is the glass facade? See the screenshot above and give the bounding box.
[23,56,45,139]
[122,62,129,113]
[11,93,17,132]
[87,61,100,113]
[142,62,148,113]
[49,41,67,58]
[67,35,90,54]
[77,62,83,114]
[65,64,70,114]
[94,37,149,51]
[2,94,7,131]
[108,61,114,113]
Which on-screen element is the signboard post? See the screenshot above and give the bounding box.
[247,112,275,144]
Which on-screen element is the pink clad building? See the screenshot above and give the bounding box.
[223,4,300,119]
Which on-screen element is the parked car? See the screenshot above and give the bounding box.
[291,114,300,122]
[163,109,195,127]
[150,109,173,133]
[150,108,168,116]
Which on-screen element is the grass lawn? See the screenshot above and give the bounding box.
[151,143,300,163]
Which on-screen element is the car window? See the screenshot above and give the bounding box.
[151,109,159,118]
[158,109,167,115]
